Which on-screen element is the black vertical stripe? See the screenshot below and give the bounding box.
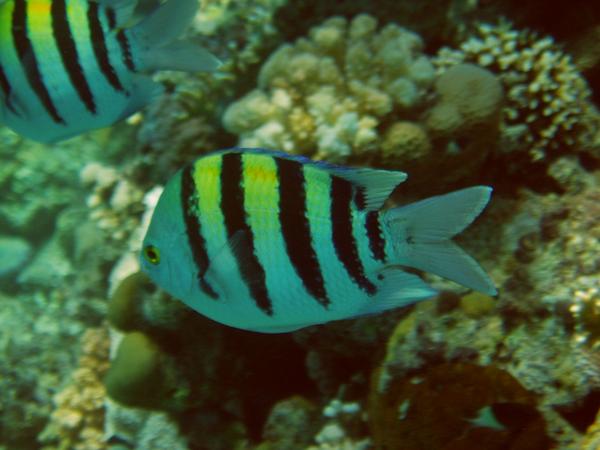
[354,186,366,210]
[116,30,135,71]
[52,0,96,114]
[220,153,273,316]
[331,176,377,295]
[276,157,329,309]
[105,7,116,29]
[365,211,386,262]
[88,2,126,93]
[181,165,219,299]
[12,0,65,124]
[0,65,10,97]
[0,64,18,115]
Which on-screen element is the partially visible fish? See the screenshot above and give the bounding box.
[0,0,220,142]
[140,148,497,333]
[466,405,506,431]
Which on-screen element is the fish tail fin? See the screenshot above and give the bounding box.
[384,186,497,295]
[132,0,221,72]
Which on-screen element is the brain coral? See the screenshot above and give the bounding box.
[222,14,436,163]
[435,22,597,163]
[426,63,503,137]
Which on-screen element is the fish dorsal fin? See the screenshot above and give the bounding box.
[129,0,161,23]
[222,147,408,211]
[96,0,138,27]
[219,148,407,211]
[328,166,407,211]
[131,0,199,47]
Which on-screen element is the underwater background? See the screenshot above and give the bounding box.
[2,0,600,449]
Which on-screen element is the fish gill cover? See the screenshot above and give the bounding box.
[1,1,600,450]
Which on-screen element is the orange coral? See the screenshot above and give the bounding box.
[40,326,110,450]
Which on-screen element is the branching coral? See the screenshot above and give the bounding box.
[223,14,436,163]
[39,326,110,450]
[222,14,506,193]
[569,282,600,348]
[80,162,145,244]
[435,21,598,162]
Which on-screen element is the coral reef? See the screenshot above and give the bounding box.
[223,14,437,163]
[272,0,480,47]
[258,396,319,449]
[223,14,507,192]
[370,363,551,450]
[581,407,600,450]
[104,403,192,450]
[39,326,110,450]
[435,21,600,167]
[2,2,600,450]
[80,162,146,245]
[0,235,32,281]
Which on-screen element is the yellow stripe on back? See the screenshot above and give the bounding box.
[66,0,90,55]
[192,154,227,253]
[0,1,15,56]
[27,0,67,95]
[27,0,52,38]
[28,0,51,15]
[242,153,279,219]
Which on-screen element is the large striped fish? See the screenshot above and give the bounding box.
[0,0,220,143]
[141,149,497,333]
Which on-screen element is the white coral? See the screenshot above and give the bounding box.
[222,14,435,162]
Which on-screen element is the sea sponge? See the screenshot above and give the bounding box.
[369,363,552,450]
[426,63,503,137]
[222,14,436,163]
[435,22,597,162]
[104,331,188,411]
[107,271,148,332]
[381,121,432,164]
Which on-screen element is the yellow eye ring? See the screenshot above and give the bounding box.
[143,245,161,265]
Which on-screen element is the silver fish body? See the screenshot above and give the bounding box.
[141,148,497,333]
[0,0,219,142]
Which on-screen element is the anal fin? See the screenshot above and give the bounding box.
[118,75,164,120]
[357,267,437,317]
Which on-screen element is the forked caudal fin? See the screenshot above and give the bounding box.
[385,186,497,295]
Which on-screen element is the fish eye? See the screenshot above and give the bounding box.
[143,245,161,265]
